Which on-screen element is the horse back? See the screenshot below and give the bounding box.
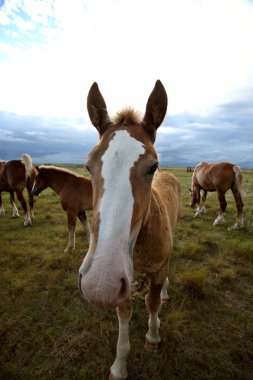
[0,160,26,191]
[195,162,238,192]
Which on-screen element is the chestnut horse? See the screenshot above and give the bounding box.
[32,165,92,253]
[0,160,20,217]
[79,80,181,379]
[0,154,36,226]
[190,161,243,228]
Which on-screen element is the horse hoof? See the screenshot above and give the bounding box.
[64,247,74,253]
[144,339,161,352]
[161,296,171,304]
[24,220,32,226]
[213,221,224,226]
[229,222,244,230]
[109,371,127,380]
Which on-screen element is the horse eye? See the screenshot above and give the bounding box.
[147,163,158,175]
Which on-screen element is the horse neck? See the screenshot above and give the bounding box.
[45,169,69,194]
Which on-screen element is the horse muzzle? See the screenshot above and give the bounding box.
[79,266,130,309]
[31,187,39,196]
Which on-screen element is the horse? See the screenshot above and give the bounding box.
[32,165,92,253]
[0,154,36,226]
[188,187,208,215]
[79,80,181,380]
[189,161,244,228]
[0,160,20,218]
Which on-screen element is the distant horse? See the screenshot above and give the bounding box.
[0,154,36,226]
[0,160,20,218]
[189,161,243,228]
[32,165,92,253]
[79,80,181,379]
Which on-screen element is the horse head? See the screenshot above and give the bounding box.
[32,166,48,196]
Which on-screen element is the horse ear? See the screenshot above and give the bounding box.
[142,80,168,143]
[87,82,113,138]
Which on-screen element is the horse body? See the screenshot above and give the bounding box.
[79,81,181,379]
[0,154,36,225]
[134,172,180,275]
[32,165,92,252]
[190,161,243,228]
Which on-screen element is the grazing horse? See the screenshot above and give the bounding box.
[79,80,181,379]
[190,161,244,228]
[0,154,36,226]
[32,165,92,253]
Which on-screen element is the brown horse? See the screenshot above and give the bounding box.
[189,161,244,228]
[0,161,20,218]
[79,80,181,379]
[0,154,36,226]
[32,165,92,253]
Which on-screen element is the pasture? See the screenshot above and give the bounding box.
[0,166,252,380]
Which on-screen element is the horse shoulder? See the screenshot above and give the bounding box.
[134,172,180,273]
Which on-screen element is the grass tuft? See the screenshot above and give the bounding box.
[176,267,209,298]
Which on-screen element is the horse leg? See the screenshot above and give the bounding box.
[10,191,20,218]
[231,186,244,229]
[160,276,170,303]
[16,190,31,226]
[213,191,227,225]
[64,211,76,253]
[0,192,5,215]
[201,190,207,214]
[27,188,34,220]
[78,211,90,241]
[194,188,202,217]
[110,298,132,380]
[145,267,167,351]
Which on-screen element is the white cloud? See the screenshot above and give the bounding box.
[0,0,253,120]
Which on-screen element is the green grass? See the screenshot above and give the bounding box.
[0,166,253,380]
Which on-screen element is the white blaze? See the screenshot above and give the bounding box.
[96,130,145,253]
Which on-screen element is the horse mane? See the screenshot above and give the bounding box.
[39,165,81,178]
[112,108,142,125]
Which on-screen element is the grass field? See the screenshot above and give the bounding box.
[0,166,253,380]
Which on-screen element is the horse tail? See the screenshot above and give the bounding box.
[233,165,243,194]
[21,154,33,181]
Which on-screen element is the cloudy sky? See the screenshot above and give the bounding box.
[0,0,253,167]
